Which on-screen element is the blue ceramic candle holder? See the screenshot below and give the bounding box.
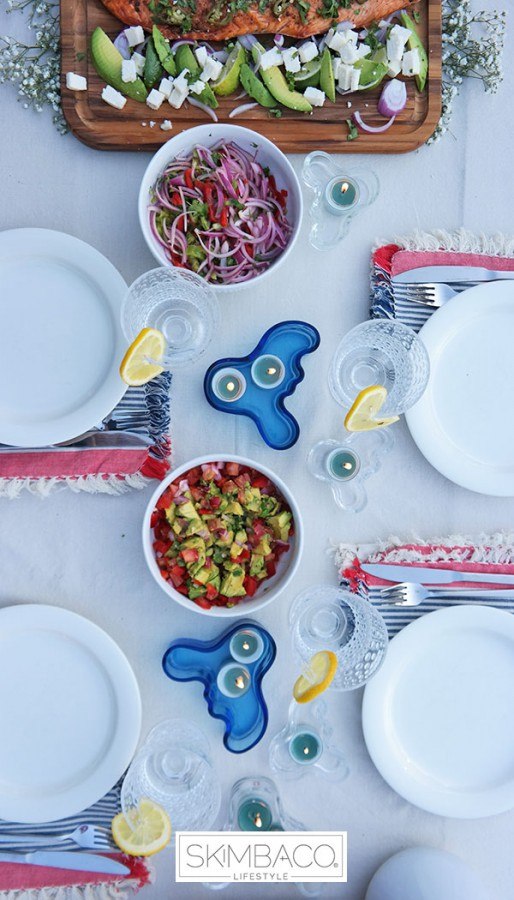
[204,321,320,451]
[162,622,276,754]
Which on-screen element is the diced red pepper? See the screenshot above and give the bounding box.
[171,193,182,207]
[220,207,228,228]
[184,168,194,189]
[243,576,258,597]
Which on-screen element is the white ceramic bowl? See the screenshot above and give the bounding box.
[143,454,303,617]
[138,124,302,294]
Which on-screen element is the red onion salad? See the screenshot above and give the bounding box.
[148,141,293,285]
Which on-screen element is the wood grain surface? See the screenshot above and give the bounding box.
[60,0,441,153]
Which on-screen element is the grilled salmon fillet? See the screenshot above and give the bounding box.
[101,0,414,41]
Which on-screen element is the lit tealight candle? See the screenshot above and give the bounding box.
[212,368,246,403]
[217,662,251,699]
[326,447,361,482]
[238,799,273,831]
[229,629,265,665]
[288,730,322,765]
[250,355,285,390]
[325,176,359,215]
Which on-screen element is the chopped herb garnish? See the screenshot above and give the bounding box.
[363,22,381,52]
[346,118,359,141]
[317,0,350,20]
[269,108,282,117]
[285,71,296,91]
[76,51,85,61]
[295,0,310,23]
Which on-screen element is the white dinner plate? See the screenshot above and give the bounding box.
[0,229,127,447]
[405,281,514,495]
[362,605,514,818]
[0,604,141,823]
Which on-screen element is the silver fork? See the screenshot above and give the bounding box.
[379,582,514,607]
[0,824,114,852]
[391,282,467,308]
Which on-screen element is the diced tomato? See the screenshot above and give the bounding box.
[266,560,276,577]
[171,193,182,207]
[243,576,258,597]
[198,508,211,516]
[235,473,251,487]
[252,475,270,491]
[275,542,290,556]
[176,583,189,596]
[190,486,204,502]
[221,479,237,494]
[220,207,228,228]
[225,462,240,476]
[150,510,159,528]
[153,540,172,556]
[194,596,212,609]
[217,595,230,606]
[210,496,221,509]
[156,487,174,510]
[252,519,267,539]
[238,548,251,560]
[245,243,254,258]
[184,168,194,189]
[205,583,219,601]
[160,569,169,580]
[186,466,202,486]
[170,565,186,587]
[180,548,199,564]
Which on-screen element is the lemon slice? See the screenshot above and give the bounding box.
[119,328,166,387]
[344,385,399,432]
[112,798,172,857]
[293,650,338,704]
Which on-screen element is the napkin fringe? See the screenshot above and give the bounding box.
[0,874,145,900]
[333,531,514,572]
[0,473,150,499]
[373,227,514,257]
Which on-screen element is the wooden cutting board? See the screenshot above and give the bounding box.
[60,0,441,152]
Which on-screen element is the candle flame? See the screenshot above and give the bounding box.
[341,182,349,194]
[303,746,310,755]
[343,461,353,470]
[235,675,246,690]
[254,813,263,828]
[227,381,236,392]
[266,367,277,376]
[242,641,250,651]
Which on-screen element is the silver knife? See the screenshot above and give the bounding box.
[361,563,514,585]
[392,266,514,284]
[0,850,129,876]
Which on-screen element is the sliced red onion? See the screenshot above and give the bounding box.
[359,28,369,39]
[178,478,190,494]
[238,34,258,50]
[229,102,259,118]
[273,33,285,47]
[187,97,219,122]
[234,89,249,100]
[212,49,229,63]
[377,78,407,117]
[353,110,396,133]
[336,20,354,31]
[171,39,197,49]
[113,32,131,59]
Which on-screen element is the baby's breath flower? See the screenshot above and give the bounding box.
[430,0,506,142]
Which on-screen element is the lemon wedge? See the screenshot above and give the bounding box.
[119,328,166,387]
[111,798,171,857]
[293,650,338,704]
[344,385,399,432]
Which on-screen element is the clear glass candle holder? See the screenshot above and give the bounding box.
[121,267,219,369]
[308,432,393,513]
[289,585,388,691]
[302,151,379,251]
[269,699,349,782]
[121,719,221,832]
[329,319,430,416]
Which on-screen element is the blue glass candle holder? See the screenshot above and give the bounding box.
[307,431,393,513]
[269,699,349,782]
[162,622,276,753]
[302,151,379,252]
[204,321,320,450]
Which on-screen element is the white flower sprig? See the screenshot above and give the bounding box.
[0,0,67,133]
[431,0,507,141]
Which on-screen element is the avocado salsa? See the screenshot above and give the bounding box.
[151,461,293,609]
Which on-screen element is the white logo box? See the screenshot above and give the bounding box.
[176,832,347,884]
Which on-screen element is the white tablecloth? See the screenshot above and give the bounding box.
[1,7,513,896]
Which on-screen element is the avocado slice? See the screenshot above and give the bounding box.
[177,500,198,521]
[251,44,312,113]
[143,37,163,90]
[175,44,219,109]
[213,43,247,96]
[220,563,246,597]
[269,511,292,542]
[90,27,147,102]
[152,25,176,76]
[239,63,276,108]
[319,48,336,102]
[400,11,428,91]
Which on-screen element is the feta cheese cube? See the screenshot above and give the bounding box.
[282,47,301,73]
[124,25,145,47]
[387,57,402,77]
[390,24,413,46]
[132,52,146,76]
[200,56,223,82]
[350,67,360,91]
[355,43,372,59]
[402,47,421,76]
[304,86,325,107]
[326,30,349,52]
[159,77,174,99]
[387,24,411,61]
[121,59,137,83]
[260,47,283,70]
[149,120,156,127]
[345,29,359,46]
[160,119,173,131]
[173,70,190,91]
[189,79,206,95]
[337,64,354,92]
[299,41,318,64]
[66,72,87,91]
[340,43,359,64]
[168,85,188,108]
[101,85,127,109]
[195,46,209,68]
[331,57,343,79]
[146,88,165,110]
